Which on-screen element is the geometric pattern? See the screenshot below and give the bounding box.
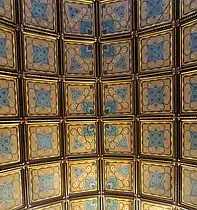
[0,75,18,117]
[0,123,20,166]
[66,121,97,156]
[103,81,133,116]
[65,41,95,77]
[27,122,60,160]
[29,162,62,203]
[139,30,173,73]
[140,161,174,200]
[181,71,197,113]
[0,169,22,210]
[100,0,132,36]
[24,33,57,75]
[181,21,197,68]
[181,165,197,209]
[104,121,134,154]
[0,26,16,70]
[138,0,173,29]
[23,0,57,31]
[1,0,197,210]
[104,159,134,193]
[139,76,173,115]
[140,120,174,157]
[69,197,99,210]
[25,78,59,116]
[102,40,132,76]
[63,0,94,37]
[68,159,98,195]
[65,82,96,116]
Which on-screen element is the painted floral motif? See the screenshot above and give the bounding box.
[0,28,15,69]
[24,0,56,31]
[65,42,95,76]
[0,77,18,117]
[141,121,173,156]
[38,174,54,192]
[182,0,197,17]
[67,122,96,155]
[68,160,97,194]
[140,77,172,114]
[141,162,174,199]
[66,83,95,116]
[182,72,197,112]
[182,21,197,67]
[105,197,134,210]
[102,41,131,75]
[64,1,94,36]
[103,82,132,116]
[28,123,60,160]
[182,165,197,208]
[24,35,57,74]
[104,122,133,154]
[105,160,133,192]
[26,79,58,116]
[0,124,20,166]
[139,31,173,73]
[182,121,197,160]
[101,0,131,36]
[0,0,14,22]
[0,169,22,210]
[139,0,172,29]
[29,163,61,202]
[70,198,98,210]
[141,201,173,210]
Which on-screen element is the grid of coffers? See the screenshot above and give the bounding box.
[0,0,197,210]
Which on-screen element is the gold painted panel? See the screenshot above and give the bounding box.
[139,30,173,73]
[63,0,95,37]
[101,40,132,76]
[181,0,197,18]
[23,0,57,32]
[68,197,99,210]
[0,123,20,166]
[27,122,60,160]
[181,120,197,160]
[25,78,59,117]
[67,159,98,195]
[104,159,134,193]
[104,196,134,210]
[139,76,173,115]
[64,40,95,77]
[66,121,97,156]
[181,165,197,209]
[181,20,197,68]
[140,161,175,200]
[103,121,134,154]
[140,120,174,158]
[32,202,64,210]
[100,0,132,36]
[24,33,58,75]
[28,162,62,203]
[138,0,173,29]
[0,168,23,210]
[0,25,16,70]
[140,200,173,210]
[0,0,14,22]
[0,75,18,117]
[181,71,197,113]
[102,81,133,116]
[65,81,96,116]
